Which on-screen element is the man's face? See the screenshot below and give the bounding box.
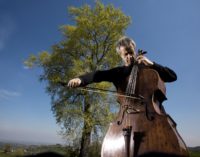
[119,44,136,66]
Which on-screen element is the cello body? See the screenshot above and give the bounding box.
[101,68,189,157]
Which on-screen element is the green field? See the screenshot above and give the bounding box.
[189,151,200,157]
[1,146,200,157]
[1,151,200,157]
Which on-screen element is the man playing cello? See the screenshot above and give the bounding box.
[67,36,188,157]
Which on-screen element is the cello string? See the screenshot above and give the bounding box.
[126,65,133,127]
[125,64,139,127]
[124,68,132,127]
[125,65,135,127]
[130,65,138,126]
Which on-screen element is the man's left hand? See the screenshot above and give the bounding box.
[136,55,153,66]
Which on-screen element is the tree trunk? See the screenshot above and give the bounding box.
[79,102,93,157]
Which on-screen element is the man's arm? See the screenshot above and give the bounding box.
[68,67,123,87]
[67,60,177,87]
[136,55,177,82]
[151,62,177,82]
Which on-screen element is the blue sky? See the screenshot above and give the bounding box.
[0,0,200,146]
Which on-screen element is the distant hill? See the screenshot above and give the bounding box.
[0,141,35,149]
[1,141,200,149]
[0,141,63,148]
[188,146,200,152]
[0,141,26,148]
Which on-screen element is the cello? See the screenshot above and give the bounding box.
[101,51,189,157]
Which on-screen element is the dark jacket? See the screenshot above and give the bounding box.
[79,62,177,87]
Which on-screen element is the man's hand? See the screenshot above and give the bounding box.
[136,55,153,66]
[68,78,82,88]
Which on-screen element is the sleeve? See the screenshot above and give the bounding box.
[151,62,177,82]
[79,67,122,86]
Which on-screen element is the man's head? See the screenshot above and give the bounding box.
[116,36,136,66]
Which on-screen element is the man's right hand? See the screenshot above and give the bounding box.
[68,78,82,88]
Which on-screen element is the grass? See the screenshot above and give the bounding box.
[0,152,19,157]
[1,148,200,157]
[189,151,200,157]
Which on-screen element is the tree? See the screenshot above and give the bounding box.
[25,1,131,157]
[3,144,12,153]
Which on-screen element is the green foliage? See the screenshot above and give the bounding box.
[0,152,17,157]
[3,144,12,153]
[88,141,101,157]
[14,148,24,156]
[25,1,130,154]
[189,150,200,157]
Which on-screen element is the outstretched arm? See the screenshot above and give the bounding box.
[67,67,123,87]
